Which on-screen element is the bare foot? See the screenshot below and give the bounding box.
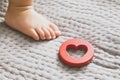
[5,6,61,40]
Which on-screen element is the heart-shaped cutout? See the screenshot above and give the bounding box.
[66,45,87,59]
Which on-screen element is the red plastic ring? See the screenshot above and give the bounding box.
[59,38,94,67]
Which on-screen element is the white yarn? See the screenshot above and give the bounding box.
[0,0,120,80]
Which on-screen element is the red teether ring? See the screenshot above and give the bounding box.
[59,38,94,67]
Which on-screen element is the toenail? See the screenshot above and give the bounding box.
[43,37,46,40]
[35,37,39,40]
[49,36,51,39]
[53,36,56,39]
[56,31,61,33]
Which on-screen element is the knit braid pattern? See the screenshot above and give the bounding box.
[0,0,120,80]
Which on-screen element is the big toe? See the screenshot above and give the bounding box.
[26,29,39,40]
[50,23,61,36]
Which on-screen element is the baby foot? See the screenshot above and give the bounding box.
[5,6,61,40]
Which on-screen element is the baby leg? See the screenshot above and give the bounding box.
[5,0,61,40]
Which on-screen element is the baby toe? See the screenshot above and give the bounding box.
[50,23,61,36]
[28,29,39,40]
[42,27,52,40]
[48,27,56,39]
[35,27,45,40]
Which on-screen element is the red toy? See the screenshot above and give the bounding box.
[59,38,94,67]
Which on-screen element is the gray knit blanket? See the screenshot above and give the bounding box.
[0,0,120,80]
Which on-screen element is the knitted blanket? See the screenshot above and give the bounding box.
[0,0,120,80]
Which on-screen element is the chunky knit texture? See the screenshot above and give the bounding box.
[0,0,120,80]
